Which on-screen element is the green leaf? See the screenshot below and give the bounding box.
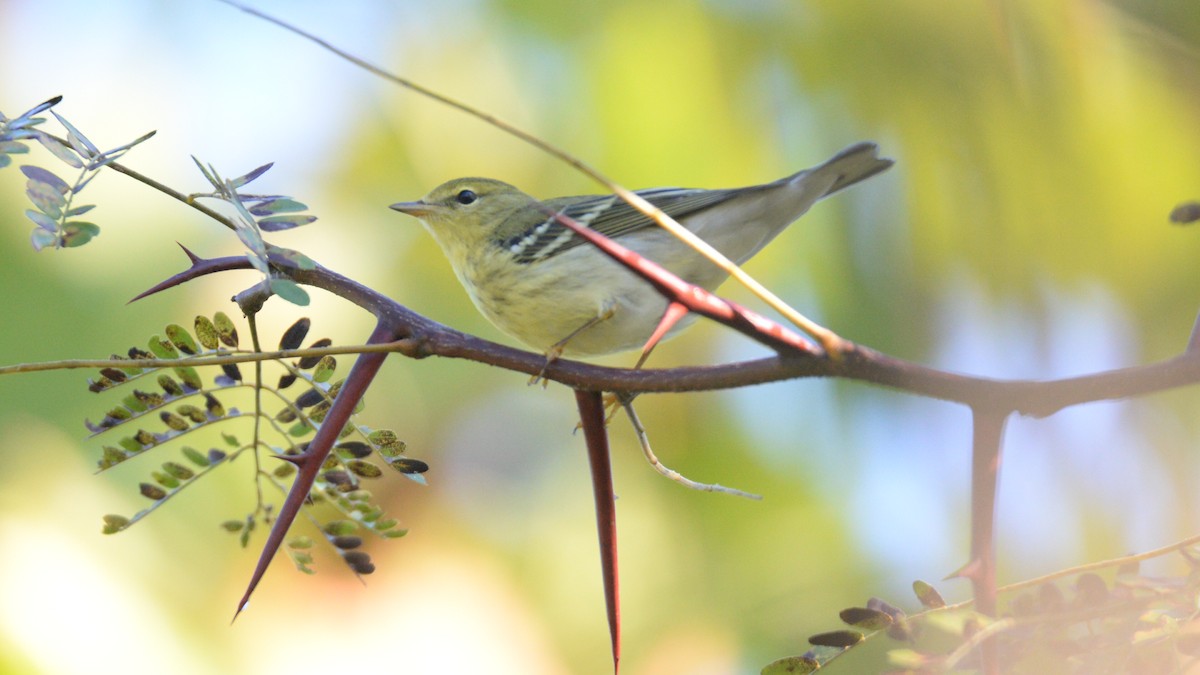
[176,404,206,424]
[287,535,314,549]
[372,518,398,531]
[761,655,820,675]
[230,162,273,188]
[312,356,336,383]
[270,278,310,306]
[886,649,930,670]
[0,140,29,155]
[30,228,57,250]
[258,214,317,232]
[51,111,100,156]
[148,335,179,360]
[182,446,210,467]
[193,315,219,350]
[175,366,202,391]
[35,133,83,167]
[323,521,358,537]
[249,197,307,216]
[25,208,57,231]
[162,461,194,480]
[21,164,70,194]
[367,429,404,455]
[221,520,244,532]
[26,180,65,218]
[101,514,130,535]
[268,245,317,270]
[61,221,99,247]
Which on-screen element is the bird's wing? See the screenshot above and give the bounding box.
[505,187,741,264]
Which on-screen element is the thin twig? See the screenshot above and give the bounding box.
[620,396,761,500]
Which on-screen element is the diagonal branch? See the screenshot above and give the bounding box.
[233,321,397,618]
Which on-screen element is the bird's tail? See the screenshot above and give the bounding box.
[809,142,894,197]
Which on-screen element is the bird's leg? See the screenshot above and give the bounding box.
[529,303,618,387]
[597,301,690,418]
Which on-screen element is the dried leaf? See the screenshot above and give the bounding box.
[279,318,311,351]
[913,580,945,608]
[139,483,167,500]
[165,324,198,355]
[335,442,372,459]
[298,338,331,369]
[101,514,130,535]
[213,312,239,347]
[808,630,862,648]
[332,535,362,550]
[839,607,893,631]
[347,460,383,479]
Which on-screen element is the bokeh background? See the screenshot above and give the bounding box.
[2,1,1200,673]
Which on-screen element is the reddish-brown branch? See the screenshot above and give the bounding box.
[233,321,396,619]
[575,390,621,673]
[135,250,1200,415]
[964,408,1009,675]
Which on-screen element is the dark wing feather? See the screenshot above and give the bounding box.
[505,186,741,264]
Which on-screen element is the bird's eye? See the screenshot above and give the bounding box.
[455,189,478,205]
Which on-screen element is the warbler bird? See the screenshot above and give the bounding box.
[391,142,892,358]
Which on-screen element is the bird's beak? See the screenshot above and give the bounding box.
[389,200,436,217]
